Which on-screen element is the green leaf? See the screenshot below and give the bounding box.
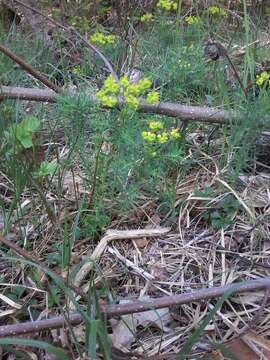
[16,130,33,149]
[22,117,40,133]
[34,161,58,179]
[0,338,70,360]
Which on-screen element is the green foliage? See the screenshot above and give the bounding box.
[4,116,40,154]
[34,160,58,179]
[196,187,241,230]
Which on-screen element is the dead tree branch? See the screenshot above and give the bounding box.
[0,85,238,124]
[0,277,270,337]
[0,45,60,92]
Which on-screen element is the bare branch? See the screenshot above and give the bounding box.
[0,85,238,124]
[0,45,60,92]
[0,278,270,337]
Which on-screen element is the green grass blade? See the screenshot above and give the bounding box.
[176,282,248,359]
[0,338,70,360]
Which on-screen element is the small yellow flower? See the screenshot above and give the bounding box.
[120,75,130,88]
[157,132,169,144]
[141,131,156,142]
[209,6,227,17]
[103,74,120,94]
[125,83,141,96]
[125,95,139,109]
[140,13,154,22]
[149,121,164,132]
[185,15,199,25]
[157,0,177,11]
[137,78,152,92]
[256,71,270,87]
[146,91,159,104]
[96,91,118,108]
[170,128,181,139]
[90,32,116,45]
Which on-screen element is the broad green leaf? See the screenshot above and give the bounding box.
[22,117,41,133]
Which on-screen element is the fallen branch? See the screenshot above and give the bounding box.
[0,85,238,124]
[0,45,60,93]
[1,277,270,337]
[74,228,170,286]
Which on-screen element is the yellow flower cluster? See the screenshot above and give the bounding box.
[146,91,160,104]
[141,121,181,146]
[96,75,160,109]
[156,0,177,11]
[256,71,270,87]
[208,6,228,17]
[90,32,116,45]
[96,75,119,108]
[140,13,154,22]
[185,15,199,25]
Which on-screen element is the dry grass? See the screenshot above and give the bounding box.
[1,126,270,359]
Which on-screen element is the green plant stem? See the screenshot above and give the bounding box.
[176,0,182,27]
[29,177,57,225]
[88,138,104,209]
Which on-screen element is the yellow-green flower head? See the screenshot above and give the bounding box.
[170,128,180,139]
[96,90,117,108]
[208,6,227,17]
[137,78,152,92]
[140,13,154,22]
[90,32,116,45]
[157,0,177,11]
[149,121,164,132]
[124,78,152,97]
[185,15,199,25]
[103,74,120,94]
[157,132,169,144]
[256,71,270,87]
[125,95,139,109]
[120,75,130,88]
[141,131,157,142]
[146,91,159,104]
[125,83,141,96]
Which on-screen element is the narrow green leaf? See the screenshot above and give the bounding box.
[176,282,248,359]
[0,338,70,360]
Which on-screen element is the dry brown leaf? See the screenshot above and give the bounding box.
[244,332,270,357]
[227,338,259,360]
[111,298,171,350]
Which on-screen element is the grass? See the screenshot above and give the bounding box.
[1,1,270,358]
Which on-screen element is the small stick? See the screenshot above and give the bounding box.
[0,277,270,337]
[0,45,60,93]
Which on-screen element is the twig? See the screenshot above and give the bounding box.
[0,86,238,125]
[1,278,270,337]
[74,228,170,287]
[107,246,155,281]
[0,233,86,299]
[0,45,60,92]
[10,0,118,80]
